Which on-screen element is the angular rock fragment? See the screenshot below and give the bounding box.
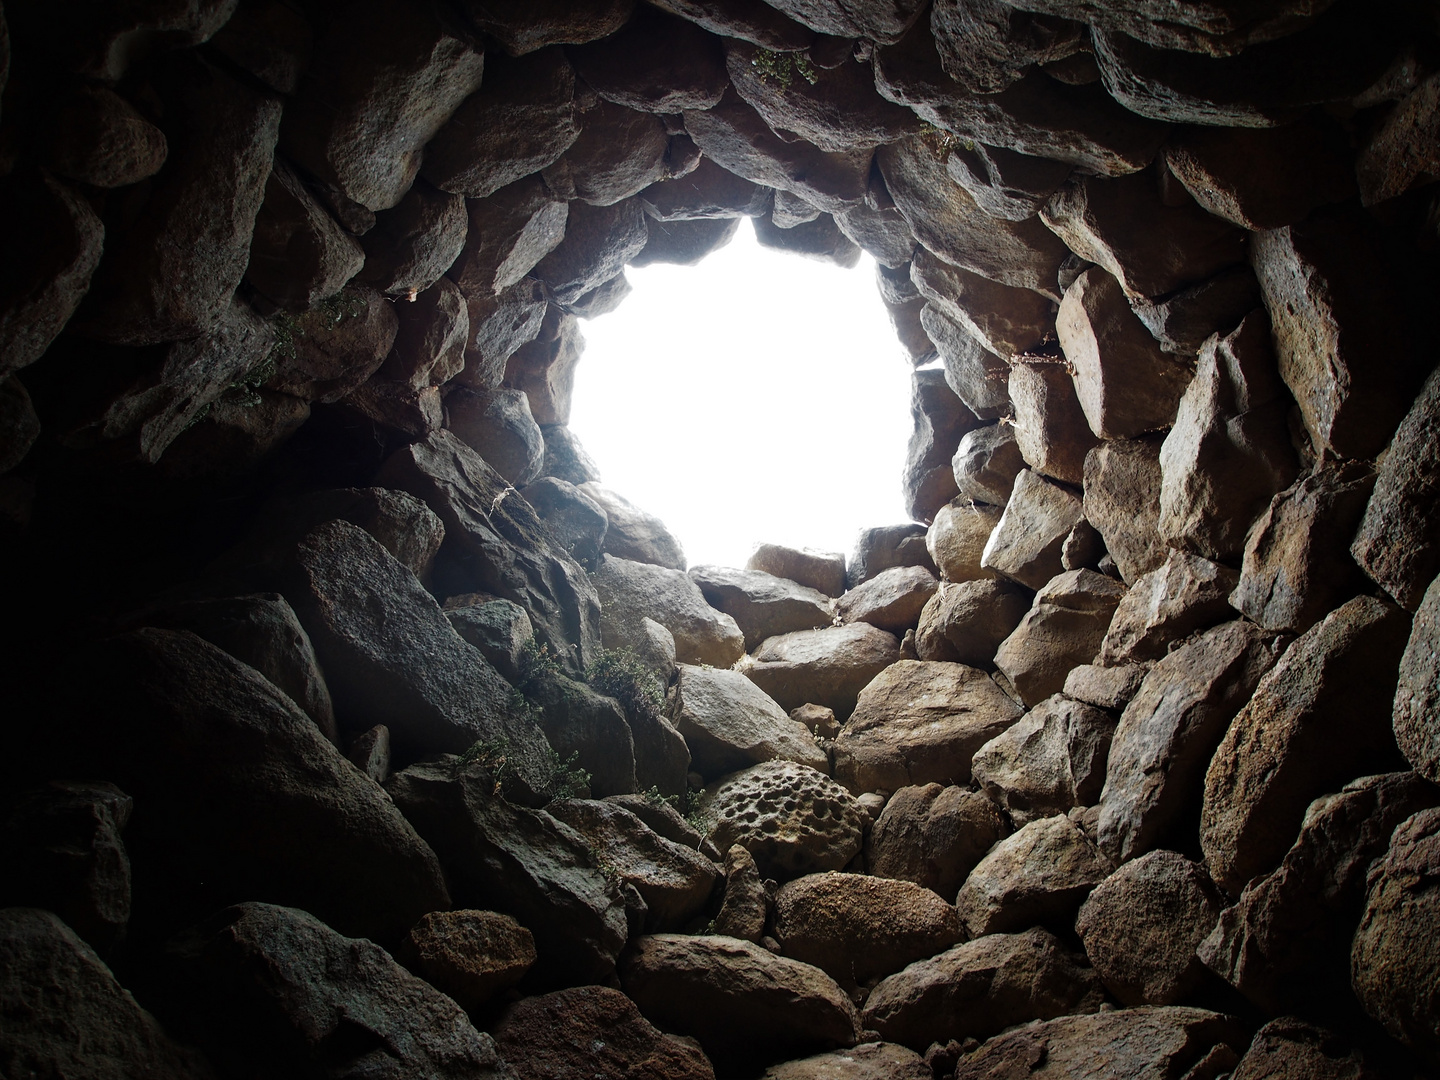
[594,555,744,668]
[398,909,535,1012]
[532,198,649,306]
[1396,575,1440,784]
[1357,70,1440,206]
[745,623,900,720]
[246,158,365,312]
[762,1042,930,1080]
[45,85,169,189]
[1082,437,1167,585]
[671,663,827,779]
[1128,264,1262,357]
[1010,360,1100,485]
[542,102,673,208]
[866,784,1008,899]
[927,498,1004,584]
[446,386,545,487]
[755,211,861,268]
[994,570,1126,706]
[981,469,1084,590]
[632,217,742,267]
[919,304,1013,418]
[1230,1018,1380,1080]
[1064,662,1149,713]
[714,843,767,942]
[357,180,467,297]
[972,694,1116,825]
[849,523,935,587]
[903,369,975,522]
[836,565,938,635]
[946,140,1073,220]
[451,177,569,300]
[647,0,816,51]
[639,156,774,221]
[581,483,686,570]
[1099,549,1239,666]
[540,424,601,486]
[265,286,398,404]
[914,579,1030,668]
[758,0,925,42]
[952,422,1025,506]
[383,277,468,389]
[746,543,847,598]
[572,8,726,114]
[691,565,833,649]
[459,0,635,55]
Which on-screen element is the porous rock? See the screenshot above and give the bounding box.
[866,783,1009,900]
[398,909,536,1013]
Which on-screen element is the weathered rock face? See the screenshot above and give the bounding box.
[1396,575,1440,785]
[399,909,536,1013]
[690,564,833,649]
[866,783,1009,900]
[581,482,688,570]
[1082,436,1167,585]
[670,662,828,778]
[915,578,1030,667]
[745,622,901,720]
[762,1042,930,1080]
[972,694,1116,825]
[994,569,1127,706]
[746,543,848,598]
[595,555,745,668]
[1098,549,1239,666]
[982,468,1085,590]
[835,564,938,635]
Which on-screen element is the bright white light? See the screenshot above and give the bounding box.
[571,219,914,571]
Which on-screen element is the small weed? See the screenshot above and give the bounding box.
[919,121,973,157]
[587,649,665,723]
[546,748,591,801]
[751,48,817,91]
[457,735,591,801]
[458,736,514,796]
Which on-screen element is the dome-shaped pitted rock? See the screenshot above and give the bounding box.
[699,761,866,882]
[398,910,535,1013]
[545,798,720,931]
[593,554,745,668]
[862,927,1105,1052]
[688,564,834,650]
[972,694,1116,826]
[161,902,516,1080]
[1350,806,1440,1068]
[955,814,1114,938]
[772,871,964,986]
[1394,572,1440,785]
[619,934,861,1075]
[833,660,1025,794]
[493,984,715,1080]
[761,1042,932,1080]
[1074,850,1223,1006]
[835,564,939,635]
[745,622,901,720]
[670,663,828,779]
[866,783,1009,900]
[993,569,1127,707]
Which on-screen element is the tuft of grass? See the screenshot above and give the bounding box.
[456,735,591,802]
[587,649,665,724]
[751,48,817,91]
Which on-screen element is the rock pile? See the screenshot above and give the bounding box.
[2,0,1439,1077]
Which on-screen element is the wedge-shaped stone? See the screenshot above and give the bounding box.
[834,660,1024,794]
[1010,361,1099,485]
[620,934,861,1075]
[1063,662,1149,713]
[647,0,816,50]
[982,469,1084,590]
[837,565,938,635]
[532,198,649,306]
[745,623,900,720]
[903,368,977,522]
[746,543,847,598]
[928,497,1004,584]
[866,784,1008,900]
[671,663,827,779]
[953,422,1025,506]
[915,579,1030,668]
[451,176,569,300]
[973,694,1116,826]
[1395,574,1440,784]
[595,555,745,668]
[400,909,536,1012]
[863,927,1104,1052]
[246,158,364,312]
[994,570,1126,707]
[572,7,728,113]
[1230,1019,1380,1080]
[1358,69,1440,206]
[1099,549,1239,666]
[947,140,1073,221]
[639,156,774,221]
[691,565,832,649]
[1098,620,1288,865]
[850,523,934,588]
[1201,595,1412,894]
[919,304,1012,418]
[910,247,1057,361]
[1082,437,1166,585]
[581,482,686,571]
[955,814,1113,937]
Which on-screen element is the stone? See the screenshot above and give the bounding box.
[495,985,715,1080]
[926,498,1004,584]
[422,47,579,199]
[951,1006,1247,1079]
[265,286,399,404]
[647,0,816,51]
[540,424,601,486]
[866,784,1008,899]
[605,794,717,860]
[756,0,924,43]
[45,85,169,188]
[441,386,544,488]
[547,799,720,930]
[620,934,860,1074]
[632,217,742,267]
[981,469,1084,590]
[60,628,450,943]
[383,278,469,389]
[953,422,1025,506]
[849,523,934,588]
[699,760,867,881]
[1010,361,1100,485]
[279,0,484,211]
[745,623,901,720]
[532,198,649,306]
[1352,366,1440,611]
[246,158,365,312]
[904,368,976,523]
[1082,437,1167,585]
[343,377,445,441]
[754,211,862,268]
[75,58,279,346]
[0,782,133,955]
[1199,771,1439,1015]
[570,7,726,114]
[762,1043,930,1080]
[836,565,938,635]
[400,909,535,1012]
[387,758,630,986]
[457,0,634,54]
[1129,265,1263,357]
[154,389,308,480]
[1157,311,1299,561]
[579,482,686,570]
[205,0,313,95]
[594,555,744,668]
[995,570,1127,707]
[503,305,582,425]
[914,579,1030,668]
[1202,596,1412,895]
[450,177,568,300]
[1251,209,1414,461]
[834,660,1024,794]
[1063,663,1149,712]
[946,140,1073,221]
[458,280,552,390]
[972,695,1117,825]
[774,872,963,986]
[792,703,840,741]
[1230,1019,1379,1080]
[1097,620,1288,865]
[163,902,514,1079]
[542,102,673,209]
[1396,574,1440,784]
[639,156,774,221]
[357,181,467,297]
[377,429,603,678]
[930,0,1084,94]
[525,670,639,797]
[1075,850,1222,1006]
[349,724,391,783]
[956,812,1113,936]
[1099,550,1240,666]
[919,304,1013,419]
[519,477,607,570]
[144,592,337,742]
[714,843,768,942]
[683,90,870,214]
[747,543,847,598]
[0,908,216,1080]
[879,137,1068,296]
[671,663,827,779]
[726,38,918,154]
[690,565,833,650]
[1357,70,1440,206]
[1165,114,1357,231]
[862,927,1104,1051]
[1352,806,1440,1067]
[1232,462,1375,635]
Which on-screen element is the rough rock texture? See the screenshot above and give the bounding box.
[399,909,536,1012]
[1230,1018,1380,1080]
[835,564,938,634]
[714,843,767,942]
[1075,850,1223,1006]
[915,578,1030,667]
[595,555,744,668]
[866,784,1008,900]
[446,386,545,487]
[1063,663,1149,713]
[690,564,833,649]
[982,469,1085,590]
[1009,361,1099,486]
[699,761,866,881]
[762,1042,930,1080]
[955,814,1113,937]
[746,543,847,598]
[1396,574,1440,784]
[620,934,860,1074]
[862,927,1105,1051]
[581,482,687,571]
[745,623,900,720]
[994,570,1127,706]
[953,422,1026,506]
[1098,549,1240,666]
[972,694,1116,825]
[904,368,977,522]
[1202,596,1412,895]
[670,663,828,778]
[1098,620,1289,865]
[927,498,1004,584]
[834,660,1024,794]
[1082,437,1167,585]
[849,524,934,588]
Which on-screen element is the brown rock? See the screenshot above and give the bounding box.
[757,0,924,42]
[1357,70,1440,206]
[1128,264,1263,358]
[691,565,833,649]
[914,579,1030,667]
[458,0,635,55]
[926,498,1004,584]
[266,286,399,404]
[580,482,686,571]
[1396,574,1440,784]
[594,555,744,668]
[903,368,977,523]
[670,663,828,779]
[1231,1018,1380,1080]
[647,0,816,51]
[46,86,168,189]
[919,303,1013,418]
[747,543,847,598]
[754,211,861,268]
[774,871,963,985]
[382,278,469,389]
[863,927,1104,1052]
[400,910,535,1012]
[1063,662,1149,713]
[358,181,467,297]
[835,659,1023,794]
[1099,549,1240,666]
[1201,595,1412,894]
[571,8,726,114]
[762,1042,930,1080]
[849,523,935,588]
[952,422,1025,506]
[994,570,1126,706]
[836,565,938,635]
[954,814,1113,937]
[1075,850,1222,1005]
[745,623,900,720]
[1082,437,1167,585]
[246,159,365,312]
[543,101,673,208]
[532,198,649,306]
[451,177,569,300]
[972,694,1116,825]
[867,783,1008,899]
[639,155,774,222]
[981,469,1084,590]
[714,843,768,942]
[1010,361,1101,485]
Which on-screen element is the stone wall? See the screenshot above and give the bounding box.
[2,1,1440,1078]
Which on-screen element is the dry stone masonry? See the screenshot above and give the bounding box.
[1,0,1439,1077]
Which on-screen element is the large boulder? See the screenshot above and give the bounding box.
[744,623,900,720]
[689,565,833,650]
[848,523,934,588]
[834,660,1024,794]
[1009,361,1099,487]
[1082,436,1167,585]
[953,422,1026,506]
[866,783,1008,901]
[972,695,1116,826]
[761,1043,930,1080]
[914,579,1030,667]
[446,387,546,488]
[670,663,827,779]
[619,934,861,1075]
[993,570,1127,707]
[835,565,938,635]
[746,543,848,598]
[398,910,536,1013]
[926,498,1004,584]
[1097,549,1240,666]
[1396,574,1440,784]
[981,469,1085,590]
[862,927,1105,1051]
[1230,1019,1380,1080]
[594,555,745,668]
[1201,595,1412,895]
[579,482,687,571]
